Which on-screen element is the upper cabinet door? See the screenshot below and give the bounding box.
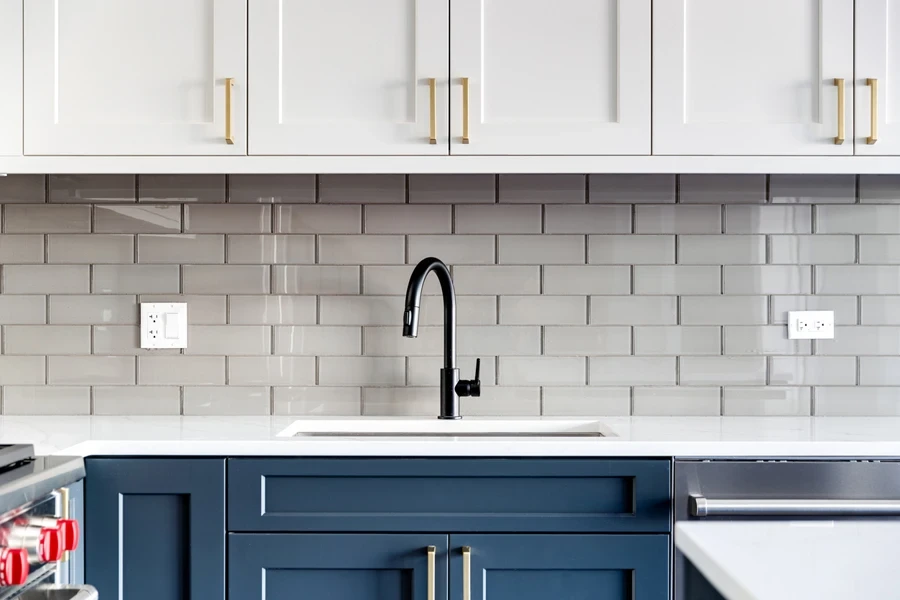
[24,0,247,155]
[0,0,22,156]
[450,0,651,155]
[653,0,854,155]
[248,0,449,155]
[856,0,900,155]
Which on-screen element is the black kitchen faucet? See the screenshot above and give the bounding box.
[402,257,480,419]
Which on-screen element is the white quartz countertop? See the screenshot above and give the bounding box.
[4,415,900,457]
[676,520,900,600]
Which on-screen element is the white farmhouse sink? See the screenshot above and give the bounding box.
[277,418,615,438]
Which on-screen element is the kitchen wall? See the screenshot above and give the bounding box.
[0,173,896,416]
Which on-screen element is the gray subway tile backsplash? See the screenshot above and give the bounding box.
[0,173,897,416]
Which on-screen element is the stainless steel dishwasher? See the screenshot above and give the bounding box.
[674,459,900,599]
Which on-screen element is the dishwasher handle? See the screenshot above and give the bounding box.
[690,495,900,517]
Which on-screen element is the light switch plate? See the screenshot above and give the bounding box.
[141,302,187,349]
[787,310,834,340]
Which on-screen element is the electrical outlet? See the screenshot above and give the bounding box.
[141,302,187,349]
[787,310,834,340]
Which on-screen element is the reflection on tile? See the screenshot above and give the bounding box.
[679,357,766,385]
[499,357,585,385]
[860,358,900,385]
[408,175,495,203]
[137,234,224,264]
[183,265,269,294]
[722,387,811,416]
[772,295,857,325]
[632,388,721,416]
[318,175,405,203]
[590,296,677,325]
[5,325,91,355]
[137,356,225,385]
[861,297,900,325]
[680,296,768,325]
[230,357,316,385]
[229,295,317,325]
[678,235,764,265]
[4,265,90,294]
[5,205,90,233]
[723,326,810,355]
[365,205,451,234]
[725,205,811,234]
[769,174,855,204]
[859,175,900,203]
[48,356,135,385]
[184,204,271,233]
[274,266,359,295]
[770,357,856,385]
[589,174,676,204]
[816,326,900,355]
[93,325,176,356]
[543,326,631,355]
[94,205,181,233]
[0,235,43,263]
[92,387,181,415]
[275,205,362,234]
[183,386,270,415]
[816,205,900,234]
[499,174,585,203]
[815,387,900,416]
[138,175,225,203]
[275,326,361,356]
[273,387,362,416]
[49,175,136,203]
[49,295,136,325]
[635,205,721,233]
[186,325,271,356]
[319,357,404,385]
[140,294,226,325]
[542,265,628,295]
[633,326,721,355]
[769,235,856,264]
[545,205,632,234]
[590,357,675,385]
[723,266,812,294]
[92,265,180,294]
[3,387,90,415]
[589,235,673,264]
[541,387,631,416]
[226,235,315,264]
[634,266,721,295]
[680,175,766,204]
[48,234,134,264]
[0,175,45,203]
[228,175,315,203]
[407,235,495,265]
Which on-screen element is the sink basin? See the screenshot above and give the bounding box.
[278,418,615,438]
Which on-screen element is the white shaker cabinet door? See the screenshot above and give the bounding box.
[248,0,449,155]
[24,0,247,155]
[653,0,854,155]
[855,0,900,154]
[450,0,650,155]
[0,0,22,156]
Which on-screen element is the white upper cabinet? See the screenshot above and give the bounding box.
[0,0,22,156]
[248,0,449,155]
[855,0,900,154]
[450,0,651,155]
[653,0,854,156]
[24,0,247,155]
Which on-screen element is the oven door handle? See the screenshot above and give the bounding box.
[691,495,900,517]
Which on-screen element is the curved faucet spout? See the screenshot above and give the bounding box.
[403,257,456,369]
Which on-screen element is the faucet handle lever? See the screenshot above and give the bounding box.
[455,359,481,398]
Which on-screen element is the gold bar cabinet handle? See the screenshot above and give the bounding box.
[833,78,845,145]
[60,487,70,563]
[461,77,470,144]
[428,78,437,145]
[427,546,436,600]
[225,77,235,145]
[868,78,879,145]
[462,546,472,600]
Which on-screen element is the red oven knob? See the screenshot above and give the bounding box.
[57,520,79,551]
[0,548,28,586]
[37,528,62,563]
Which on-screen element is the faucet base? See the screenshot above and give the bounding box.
[439,367,461,419]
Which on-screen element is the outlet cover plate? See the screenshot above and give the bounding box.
[140,302,187,349]
[787,310,834,340]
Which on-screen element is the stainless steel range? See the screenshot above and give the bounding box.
[0,444,93,600]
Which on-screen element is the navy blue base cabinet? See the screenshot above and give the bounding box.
[227,458,671,600]
[85,458,225,600]
[230,534,450,600]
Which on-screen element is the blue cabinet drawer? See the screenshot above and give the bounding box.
[227,458,670,533]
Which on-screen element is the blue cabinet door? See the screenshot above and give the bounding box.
[85,458,225,600]
[449,535,669,600]
[229,534,449,600]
